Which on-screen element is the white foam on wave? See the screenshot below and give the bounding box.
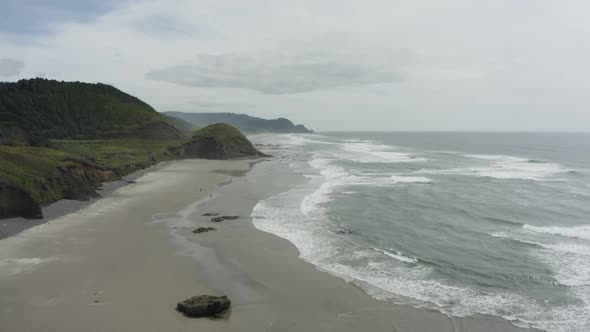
[251,133,335,149]
[523,224,590,241]
[490,231,545,247]
[391,175,433,184]
[337,141,427,163]
[300,157,345,216]
[250,133,590,332]
[300,175,333,216]
[415,154,571,181]
[494,228,590,286]
[252,161,590,331]
[373,248,418,263]
[300,155,432,217]
[541,243,590,287]
[490,226,590,331]
[466,154,571,180]
[252,194,560,330]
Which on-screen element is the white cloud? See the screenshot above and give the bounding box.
[146,51,406,94]
[1,0,590,130]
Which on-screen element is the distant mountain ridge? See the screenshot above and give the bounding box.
[163,111,312,134]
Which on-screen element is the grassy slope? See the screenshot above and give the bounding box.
[182,123,267,159]
[193,123,252,146]
[54,139,179,170]
[0,139,181,207]
[0,145,74,204]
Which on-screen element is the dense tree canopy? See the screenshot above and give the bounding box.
[0,78,179,146]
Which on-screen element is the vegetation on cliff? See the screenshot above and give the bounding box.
[0,79,269,220]
[174,123,268,159]
[0,140,179,219]
[0,78,180,146]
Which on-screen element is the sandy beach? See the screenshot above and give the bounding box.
[0,158,540,332]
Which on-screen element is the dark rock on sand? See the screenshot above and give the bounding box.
[176,295,231,318]
[336,227,355,234]
[193,227,216,234]
[211,216,239,222]
[202,212,219,216]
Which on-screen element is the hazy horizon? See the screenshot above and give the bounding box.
[1,0,589,132]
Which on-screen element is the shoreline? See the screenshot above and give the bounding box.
[183,157,543,332]
[0,158,542,331]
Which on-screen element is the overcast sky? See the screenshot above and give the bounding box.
[1,0,589,131]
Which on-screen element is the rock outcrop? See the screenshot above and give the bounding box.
[211,216,239,222]
[173,123,268,160]
[176,295,231,318]
[0,183,43,219]
[193,227,216,233]
[60,161,115,200]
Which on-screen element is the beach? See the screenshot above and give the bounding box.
[0,158,540,332]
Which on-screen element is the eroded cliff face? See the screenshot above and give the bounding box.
[0,184,42,219]
[0,161,117,220]
[59,161,115,201]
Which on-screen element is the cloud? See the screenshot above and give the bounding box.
[0,0,119,35]
[0,58,24,76]
[2,0,590,130]
[146,52,405,94]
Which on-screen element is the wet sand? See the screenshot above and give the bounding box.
[0,159,540,332]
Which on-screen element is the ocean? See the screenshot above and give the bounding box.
[249,132,590,332]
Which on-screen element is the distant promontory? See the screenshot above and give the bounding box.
[164,111,313,134]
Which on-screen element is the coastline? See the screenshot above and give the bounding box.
[0,161,170,240]
[0,158,541,331]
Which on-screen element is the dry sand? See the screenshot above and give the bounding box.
[0,159,541,332]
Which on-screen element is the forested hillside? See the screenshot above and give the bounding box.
[0,78,180,146]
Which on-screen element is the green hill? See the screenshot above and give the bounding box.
[163,111,312,134]
[0,79,269,220]
[0,78,180,146]
[173,123,268,160]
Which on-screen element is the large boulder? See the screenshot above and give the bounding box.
[172,123,269,160]
[176,295,231,317]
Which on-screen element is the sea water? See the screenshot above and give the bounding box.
[250,132,590,332]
